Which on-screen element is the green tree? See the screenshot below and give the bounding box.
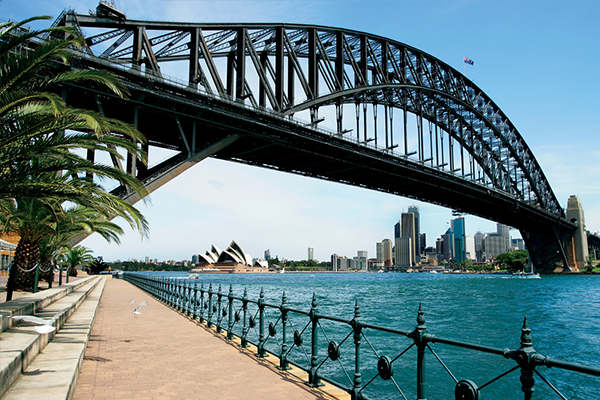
[495,250,529,272]
[61,245,94,276]
[1,17,150,297]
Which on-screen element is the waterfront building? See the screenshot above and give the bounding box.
[451,217,466,263]
[308,247,314,261]
[382,239,393,267]
[408,205,420,255]
[331,254,349,271]
[357,250,368,271]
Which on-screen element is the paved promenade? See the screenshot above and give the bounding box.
[73,278,346,400]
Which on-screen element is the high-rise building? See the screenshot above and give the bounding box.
[497,223,511,252]
[408,205,420,255]
[331,254,349,271]
[465,235,475,261]
[382,239,393,267]
[264,249,271,260]
[357,251,368,271]
[395,237,412,267]
[308,247,314,261]
[474,231,485,262]
[376,241,384,265]
[443,227,455,261]
[419,233,426,255]
[401,212,416,265]
[451,217,466,263]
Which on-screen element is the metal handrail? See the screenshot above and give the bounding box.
[124,273,600,400]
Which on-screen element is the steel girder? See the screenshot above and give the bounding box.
[56,12,575,270]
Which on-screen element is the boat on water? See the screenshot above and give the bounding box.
[279,267,285,274]
[512,271,541,279]
[512,262,541,279]
[188,273,199,279]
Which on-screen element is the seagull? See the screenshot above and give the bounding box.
[130,299,147,318]
[11,307,70,334]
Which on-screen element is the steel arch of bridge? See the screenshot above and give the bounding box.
[57,12,575,270]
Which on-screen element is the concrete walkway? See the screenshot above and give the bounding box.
[73,279,347,400]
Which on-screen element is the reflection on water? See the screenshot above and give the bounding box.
[142,272,600,399]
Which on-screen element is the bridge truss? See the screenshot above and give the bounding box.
[54,12,576,271]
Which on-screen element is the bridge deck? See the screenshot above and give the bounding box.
[72,278,346,400]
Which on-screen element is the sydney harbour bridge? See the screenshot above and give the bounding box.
[47,8,586,272]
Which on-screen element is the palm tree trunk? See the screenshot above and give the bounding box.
[9,239,40,291]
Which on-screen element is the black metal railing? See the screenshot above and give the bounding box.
[124,273,600,400]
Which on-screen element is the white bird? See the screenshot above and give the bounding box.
[11,307,69,334]
[130,299,147,318]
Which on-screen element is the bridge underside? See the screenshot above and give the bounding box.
[58,70,573,272]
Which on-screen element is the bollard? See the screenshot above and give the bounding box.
[32,263,39,293]
[351,300,363,400]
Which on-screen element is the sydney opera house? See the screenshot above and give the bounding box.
[191,241,268,273]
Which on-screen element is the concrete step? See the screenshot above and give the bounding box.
[0,277,104,399]
[0,277,97,333]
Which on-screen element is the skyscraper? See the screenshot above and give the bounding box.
[408,205,420,255]
[451,217,466,263]
[382,239,393,267]
[308,247,314,261]
[376,241,384,266]
[401,212,416,265]
[264,249,271,260]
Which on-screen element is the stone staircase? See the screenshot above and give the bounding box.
[0,276,106,400]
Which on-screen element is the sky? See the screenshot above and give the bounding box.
[2,0,599,262]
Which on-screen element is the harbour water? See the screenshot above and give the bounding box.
[142,272,600,399]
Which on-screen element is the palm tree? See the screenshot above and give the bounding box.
[62,245,95,277]
[0,16,148,201]
[1,17,152,298]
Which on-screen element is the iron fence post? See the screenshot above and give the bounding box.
[410,303,429,400]
[192,281,198,320]
[207,283,213,328]
[241,287,249,348]
[351,300,363,400]
[199,283,205,323]
[32,263,39,293]
[227,285,234,340]
[217,284,223,333]
[280,291,291,370]
[257,288,266,357]
[308,293,322,387]
[503,317,539,400]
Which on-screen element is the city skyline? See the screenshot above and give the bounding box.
[3,1,598,262]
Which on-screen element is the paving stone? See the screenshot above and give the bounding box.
[73,279,348,400]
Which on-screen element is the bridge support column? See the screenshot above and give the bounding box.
[566,195,589,270]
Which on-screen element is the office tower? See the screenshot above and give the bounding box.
[396,237,412,267]
[474,231,484,262]
[331,254,338,272]
[443,227,454,261]
[382,239,393,267]
[408,205,420,255]
[308,247,314,261]
[420,233,426,254]
[376,241,384,265]
[465,236,475,261]
[264,249,271,260]
[497,223,511,252]
[451,217,466,263]
[401,212,416,265]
